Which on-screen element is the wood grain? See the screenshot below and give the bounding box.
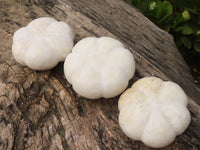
[0,0,200,149]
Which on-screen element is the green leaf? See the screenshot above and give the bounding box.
[181,36,192,49]
[193,40,200,52]
[149,1,157,11]
[182,10,191,21]
[130,0,200,55]
[173,14,185,27]
[146,1,173,23]
[181,23,196,35]
[147,1,159,21]
[156,1,173,23]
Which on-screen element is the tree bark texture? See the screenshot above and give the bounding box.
[0,0,200,149]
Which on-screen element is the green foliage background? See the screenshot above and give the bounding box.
[131,0,200,55]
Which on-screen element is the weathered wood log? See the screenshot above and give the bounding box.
[0,0,200,149]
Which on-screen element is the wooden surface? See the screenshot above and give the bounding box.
[0,0,200,149]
